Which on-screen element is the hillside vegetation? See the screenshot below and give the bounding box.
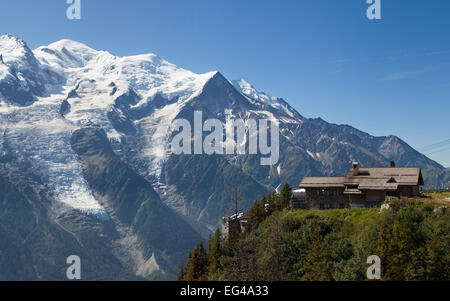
[179,185,450,281]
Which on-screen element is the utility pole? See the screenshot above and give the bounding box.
[229,185,241,243]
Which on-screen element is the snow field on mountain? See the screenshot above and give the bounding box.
[2,97,109,218]
[0,34,300,217]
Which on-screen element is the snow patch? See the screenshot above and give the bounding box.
[232,79,296,118]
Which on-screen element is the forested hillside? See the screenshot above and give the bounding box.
[179,186,450,281]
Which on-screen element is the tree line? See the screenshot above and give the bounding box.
[179,184,449,281]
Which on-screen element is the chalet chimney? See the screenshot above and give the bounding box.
[352,162,359,176]
[390,161,396,168]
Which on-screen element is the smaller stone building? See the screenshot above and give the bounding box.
[221,213,247,237]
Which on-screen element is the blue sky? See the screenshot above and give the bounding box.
[1,0,449,167]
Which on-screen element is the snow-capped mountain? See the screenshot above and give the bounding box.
[1,35,217,216]
[0,34,446,280]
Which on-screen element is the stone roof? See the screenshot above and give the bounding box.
[299,166,424,192]
[357,178,398,190]
[299,177,346,188]
[345,168,424,187]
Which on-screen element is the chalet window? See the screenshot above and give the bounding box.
[387,177,397,183]
[387,191,396,197]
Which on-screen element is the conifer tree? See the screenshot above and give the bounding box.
[246,200,265,232]
[178,262,185,281]
[302,227,330,281]
[261,195,268,216]
[374,221,407,280]
[259,214,283,280]
[426,229,449,280]
[182,242,210,281]
[266,191,282,214]
[389,222,407,280]
[279,182,292,209]
[197,241,210,280]
[372,221,391,280]
[182,251,195,281]
[208,228,222,276]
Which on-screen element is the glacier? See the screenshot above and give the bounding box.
[0,34,300,218]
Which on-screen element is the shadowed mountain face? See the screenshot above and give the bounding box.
[164,154,270,229]
[0,35,447,280]
[70,128,203,279]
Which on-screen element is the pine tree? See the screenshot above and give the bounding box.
[302,227,330,281]
[245,200,265,232]
[261,195,268,216]
[260,214,283,280]
[178,262,185,281]
[373,221,407,280]
[373,221,391,280]
[197,241,210,280]
[182,251,195,281]
[237,234,261,281]
[181,242,210,281]
[279,182,292,209]
[426,229,449,280]
[208,228,222,277]
[389,222,407,280]
[266,191,282,214]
